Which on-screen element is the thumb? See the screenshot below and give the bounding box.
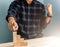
[13,26,16,31]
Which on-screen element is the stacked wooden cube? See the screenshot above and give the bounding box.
[13,31,28,47]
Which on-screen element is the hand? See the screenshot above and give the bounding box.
[8,21,18,31]
[46,3,53,16]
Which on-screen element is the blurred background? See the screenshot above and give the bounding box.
[0,0,60,43]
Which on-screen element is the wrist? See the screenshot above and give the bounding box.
[47,13,52,18]
[48,10,53,16]
[9,20,15,23]
[48,11,53,16]
[8,17,16,22]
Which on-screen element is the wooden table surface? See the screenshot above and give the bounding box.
[0,36,60,47]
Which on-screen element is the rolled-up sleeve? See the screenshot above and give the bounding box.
[6,1,19,22]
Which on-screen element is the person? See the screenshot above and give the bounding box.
[6,0,53,39]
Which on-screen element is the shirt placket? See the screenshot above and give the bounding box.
[27,5,31,38]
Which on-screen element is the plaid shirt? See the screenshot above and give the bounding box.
[6,0,47,39]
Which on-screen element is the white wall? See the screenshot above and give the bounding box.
[43,0,60,37]
[0,0,13,43]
